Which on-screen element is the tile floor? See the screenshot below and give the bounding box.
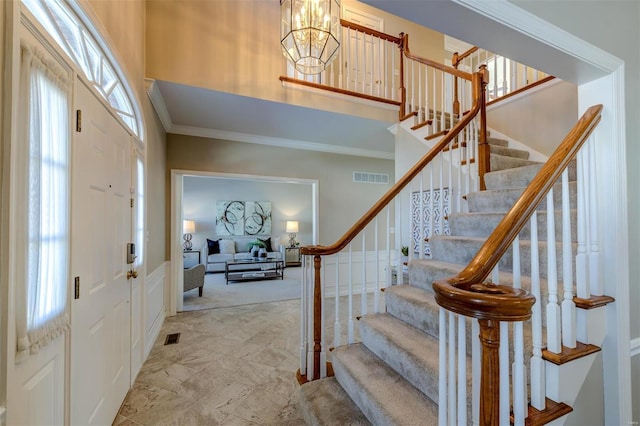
[114,299,305,425]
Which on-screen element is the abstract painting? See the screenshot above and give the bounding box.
[216,201,245,236]
[215,201,272,236]
[244,201,272,235]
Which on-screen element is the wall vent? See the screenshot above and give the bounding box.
[353,171,389,184]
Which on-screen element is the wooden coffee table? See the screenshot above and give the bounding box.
[225,259,284,284]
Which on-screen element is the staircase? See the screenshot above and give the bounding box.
[298,138,585,425]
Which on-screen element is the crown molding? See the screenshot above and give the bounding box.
[169,125,395,160]
[144,78,173,132]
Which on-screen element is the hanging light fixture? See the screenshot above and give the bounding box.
[280,0,341,75]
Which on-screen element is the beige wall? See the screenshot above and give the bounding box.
[83,0,168,271]
[143,96,168,272]
[166,134,394,258]
[487,80,578,155]
[145,0,444,124]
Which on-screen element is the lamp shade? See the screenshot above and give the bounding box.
[285,220,299,233]
[183,220,195,234]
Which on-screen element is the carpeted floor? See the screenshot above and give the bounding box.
[181,266,302,311]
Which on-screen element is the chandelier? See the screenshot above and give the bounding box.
[280,0,341,75]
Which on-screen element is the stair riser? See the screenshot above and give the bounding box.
[385,285,544,349]
[429,238,576,281]
[448,210,577,240]
[490,144,530,159]
[359,316,439,402]
[407,261,462,293]
[490,153,540,172]
[466,181,577,213]
[332,344,439,425]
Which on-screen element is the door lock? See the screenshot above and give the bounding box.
[127,270,138,280]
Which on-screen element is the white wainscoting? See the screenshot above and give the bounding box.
[144,262,167,358]
[319,250,397,298]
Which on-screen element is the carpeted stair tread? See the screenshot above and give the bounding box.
[429,235,576,281]
[487,137,509,147]
[332,343,439,425]
[466,181,577,213]
[484,161,576,191]
[448,209,577,240]
[490,153,541,172]
[490,144,530,159]
[384,285,442,338]
[298,377,370,425]
[360,313,440,402]
[406,259,464,293]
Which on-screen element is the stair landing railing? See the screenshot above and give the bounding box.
[297,67,488,383]
[433,104,610,425]
[452,46,554,107]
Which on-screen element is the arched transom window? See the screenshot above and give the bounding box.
[22,0,144,141]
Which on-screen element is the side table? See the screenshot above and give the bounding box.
[183,249,201,268]
[284,247,301,267]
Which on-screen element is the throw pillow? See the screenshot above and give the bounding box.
[219,239,236,254]
[258,237,273,252]
[207,239,220,255]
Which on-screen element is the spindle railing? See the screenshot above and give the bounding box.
[433,104,604,425]
[452,45,554,107]
[297,67,487,382]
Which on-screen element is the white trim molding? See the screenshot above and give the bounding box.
[145,78,173,132]
[170,125,395,160]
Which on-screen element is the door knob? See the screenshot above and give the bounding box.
[127,270,138,279]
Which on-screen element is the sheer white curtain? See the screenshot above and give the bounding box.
[16,44,71,361]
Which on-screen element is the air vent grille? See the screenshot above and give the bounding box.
[353,171,389,184]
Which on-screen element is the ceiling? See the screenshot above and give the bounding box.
[151,80,397,160]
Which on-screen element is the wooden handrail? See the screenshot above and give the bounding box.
[402,34,473,81]
[340,19,403,45]
[452,46,479,68]
[301,69,487,257]
[433,104,602,425]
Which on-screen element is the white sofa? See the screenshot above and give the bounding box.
[202,236,283,273]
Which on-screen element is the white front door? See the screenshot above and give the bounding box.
[70,79,132,425]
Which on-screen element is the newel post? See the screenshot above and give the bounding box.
[452,52,460,116]
[398,32,406,119]
[312,255,322,380]
[478,319,501,425]
[477,64,489,190]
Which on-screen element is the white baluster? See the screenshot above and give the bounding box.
[348,244,354,344]
[432,65,436,131]
[458,315,467,426]
[439,308,448,425]
[529,211,546,409]
[588,136,601,295]
[429,167,434,258]
[512,236,526,424]
[386,206,391,288]
[374,217,380,313]
[300,255,307,377]
[500,321,510,426]
[439,153,444,236]
[334,253,341,348]
[448,311,457,426]
[346,28,352,91]
[472,319,480,426]
[420,172,425,259]
[361,234,367,317]
[561,169,576,348]
[320,260,327,378]
[546,189,562,353]
[576,144,589,299]
[418,63,422,121]
[425,65,430,123]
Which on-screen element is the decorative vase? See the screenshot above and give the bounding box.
[258,247,268,259]
[251,245,260,260]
